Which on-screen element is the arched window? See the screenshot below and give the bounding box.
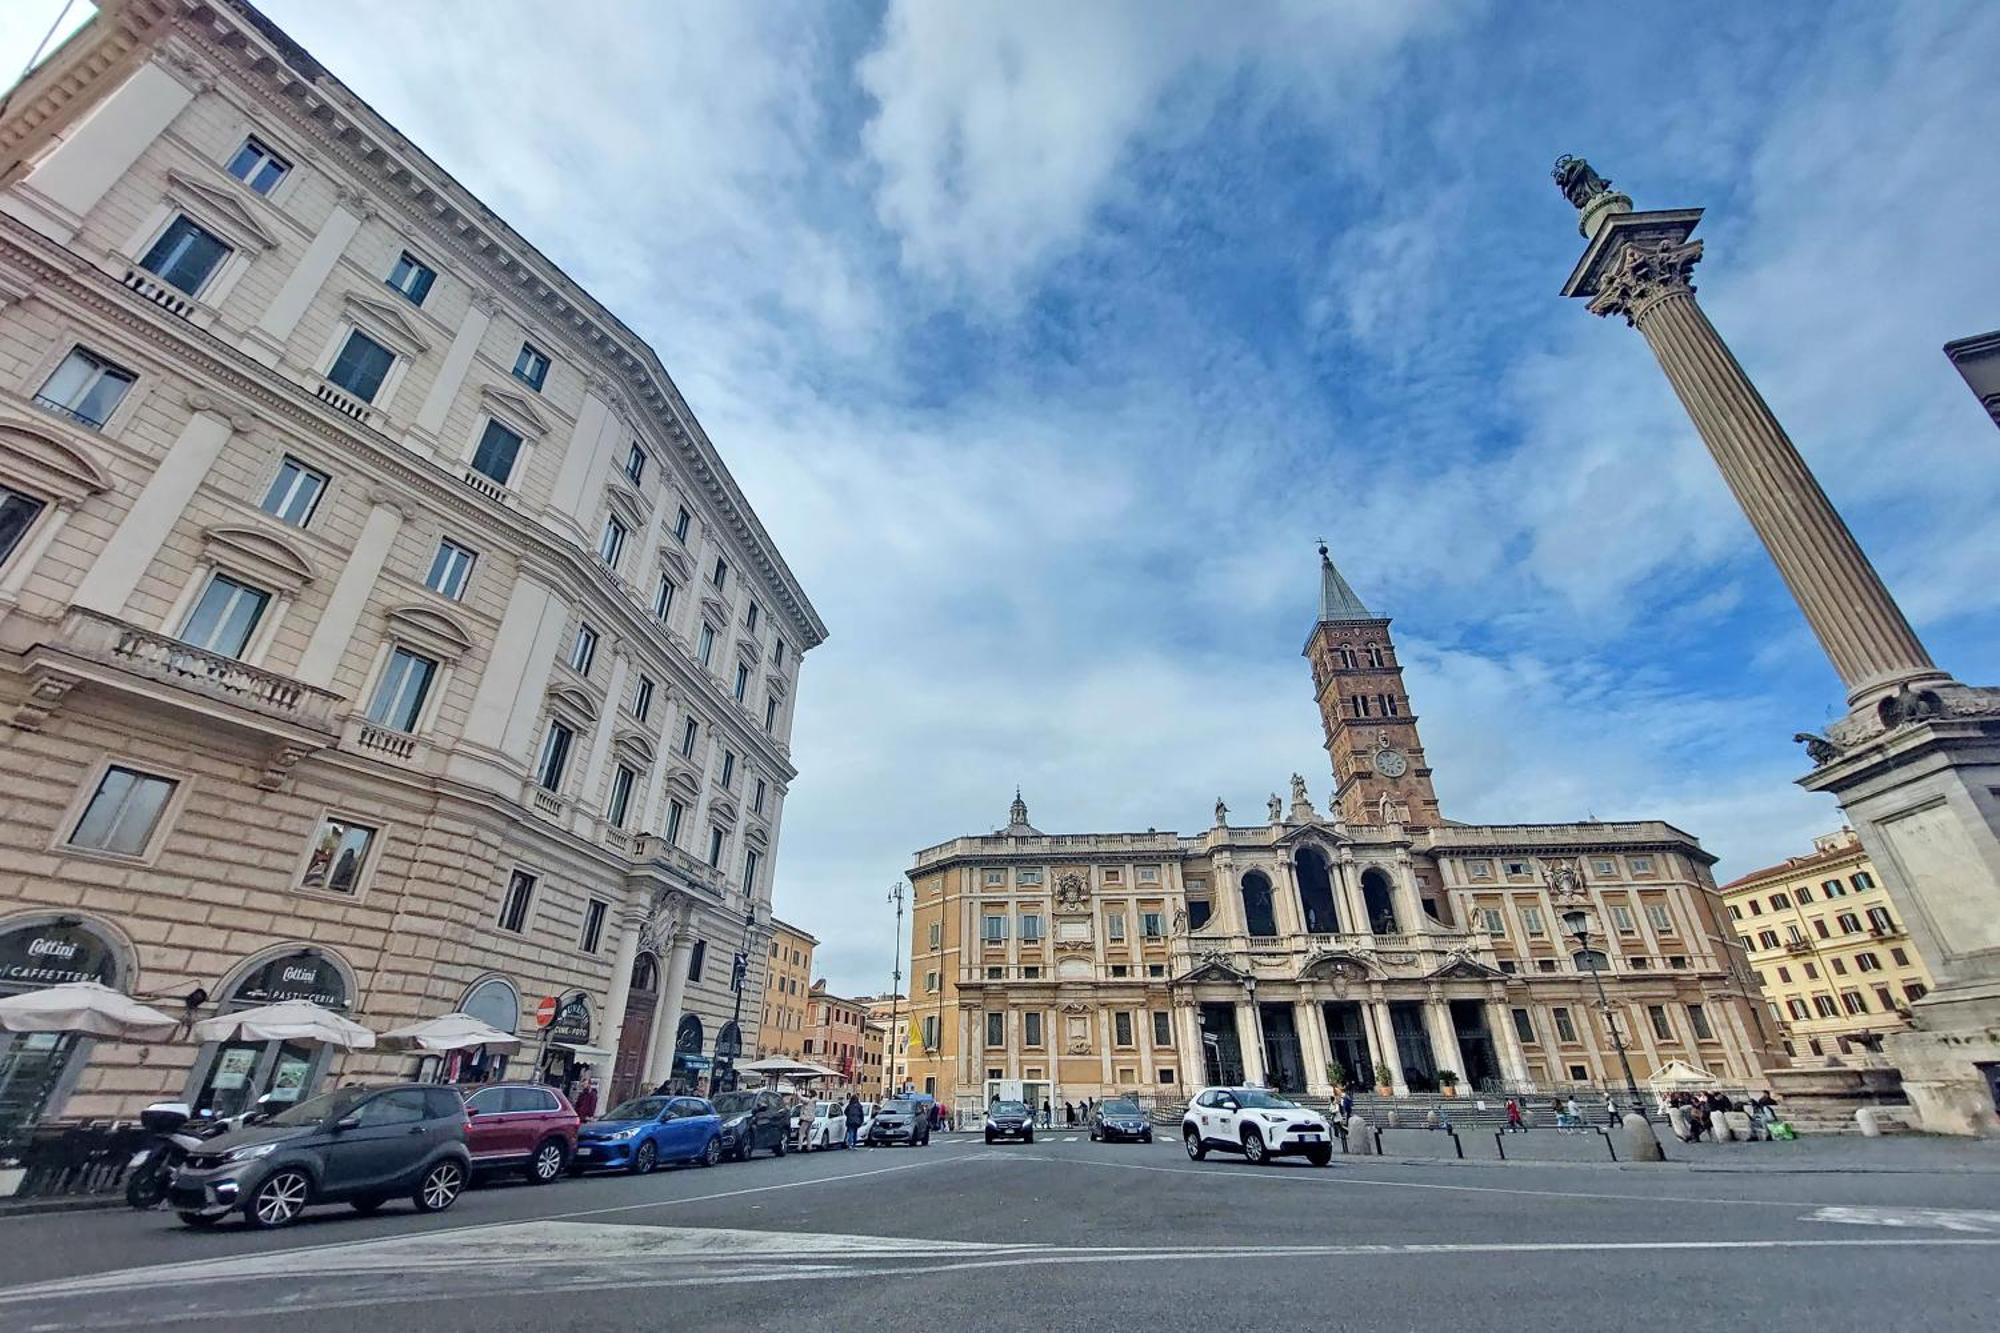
[1294,847,1339,935]
[1360,868,1399,934]
[460,976,519,1034]
[675,1014,704,1055]
[1366,643,1384,668]
[631,953,659,993]
[1338,646,1358,670]
[1572,949,1610,974]
[1240,871,1277,938]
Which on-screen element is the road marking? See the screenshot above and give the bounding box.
[1808,1206,2000,1233]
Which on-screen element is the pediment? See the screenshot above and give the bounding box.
[709,798,739,827]
[744,823,769,848]
[383,604,474,658]
[165,170,279,251]
[1299,949,1384,982]
[699,596,729,629]
[666,766,702,798]
[1175,950,1250,986]
[546,684,599,724]
[612,727,656,765]
[201,524,316,590]
[1423,953,1509,983]
[479,383,551,437]
[342,291,432,356]
[657,548,693,583]
[764,673,788,700]
[734,636,761,666]
[604,481,645,529]
[0,417,111,501]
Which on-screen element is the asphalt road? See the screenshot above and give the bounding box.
[4,1133,1999,1331]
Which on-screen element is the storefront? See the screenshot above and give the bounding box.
[185,946,356,1116]
[439,976,520,1084]
[538,991,610,1095]
[670,1014,705,1092]
[712,1020,743,1093]
[0,915,129,1136]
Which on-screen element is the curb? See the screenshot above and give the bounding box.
[0,1194,126,1219]
[1353,1154,2000,1175]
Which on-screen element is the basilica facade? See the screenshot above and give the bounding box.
[905,550,1777,1113]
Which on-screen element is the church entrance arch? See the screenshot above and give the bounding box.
[1240,871,1277,938]
[1360,868,1399,935]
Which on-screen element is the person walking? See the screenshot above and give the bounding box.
[573,1078,598,1121]
[1041,1097,1052,1128]
[1338,1088,1354,1124]
[843,1093,864,1149]
[1564,1095,1580,1133]
[1604,1094,1618,1126]
[1505,1097,1523,1134]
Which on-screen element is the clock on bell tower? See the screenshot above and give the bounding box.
[1302,543,1443,829]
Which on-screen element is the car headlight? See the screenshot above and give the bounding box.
[224,1142,277,1163]
[607,1127,639,1140]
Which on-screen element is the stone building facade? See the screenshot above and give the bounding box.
[1721,827,1936,1065]
[801,983,875,1088]
[0,2,822,1130]
[907,551,1774,1114]
[755,918,816,1060]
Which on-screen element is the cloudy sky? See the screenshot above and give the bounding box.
[12,1,1999,996]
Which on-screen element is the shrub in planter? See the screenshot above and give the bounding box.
[1437,1070,1460,1096]
[1373,1061,1396,1094]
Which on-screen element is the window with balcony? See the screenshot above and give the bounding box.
[598,515,627,569]
[536,721,574,792]
[139,216,231,295]
[425,538,476,600]
[0,485,46,567]
[607,764,637,827]
[512,343,550,392]
[260,456,329,527]
[179,572,270,658]
[365,646,437,732]
[69,765,177,856]
[497,869,535,932]
[386,251,435,306]
[300,816,375,894]
[35,347,135,429]
[226,136,290,194]
[570,623,598,674]
[327,329,394,403]
[469,419,525,487]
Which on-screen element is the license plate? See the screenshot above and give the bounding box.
[577,1146,593,1156]
[1297,1132,1320,1139]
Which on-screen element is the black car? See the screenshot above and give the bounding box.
[984,1099,1034,1143]
[711,1089,791,1161]
[1090,1097,1154,1143]
[168,1084,471,1229]
[867,1096,933,1147]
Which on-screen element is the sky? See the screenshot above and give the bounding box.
[7,1,1998,998]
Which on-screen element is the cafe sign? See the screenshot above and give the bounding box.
[0,922,115,989]
[232,952,349,1011]
[547,992,592,1045]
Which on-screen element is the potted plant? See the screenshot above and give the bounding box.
[1324,1059,1347,1093]
[1373,1061,1395,1096]
[1437,1070,1460,1097]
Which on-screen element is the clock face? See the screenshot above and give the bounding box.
[1374,747,1409,778]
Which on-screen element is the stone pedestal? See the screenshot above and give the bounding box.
[1766,1063,1910,1135]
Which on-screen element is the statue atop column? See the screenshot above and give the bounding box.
[1552,154,1612,208]
[1267,793,1283,823]
[1213,796,1228,827]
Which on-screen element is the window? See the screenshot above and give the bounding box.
[1727,905,1742,921]
[1905,982,1928,1003]
[139,216,230,295]
[1669,955,1687,969]
[1017,869,1042,886]
[1019,914,1043,942]
[512,344,550,392]
[924,970,939,994]
[1647,1005,1672,1040]
[752,778,766,814]
[698,623,716,667]
[624,443,647,485]
[0,484,44,568]
[1747,900,1763,916]
[983,915,1007,944]
[746,602,760,634]
[665,798,686,846]
[742,848,761,894]
[673,505,692,542]
[1106,912,1126,941]
[1841,991,1868,1016]
[259,455,328,527]
[711,556,728,590]
[720,750,736,789]
[1646,903,1674,933]
[1520,905,1545,936]
[1851,871,1875,891]
[1152,1011,1173,1046]
[570,623,598,674]
[1837,912,1862,934]
[707,826,725,867]
[1142,911,1164,939]
[985,966,1004,980]
[1813,995,1840,1019]
[1629,856,1655,874]
[1023,966,1041,979]
[1552,1008,1577,1042]
[1024,1013,1043,1046]
[1110,964,1129,977]
[536,721,573,791]
[985,1013,1004,1047]
[1891,947,1910,966]
[70,765,176,855]
[1467,860,1492,880]
[1114,1012,1134,1047]
[497,870,535,932]
[927,921,941,950]
[1867,906,1896,933]
[1686,1003,1714,1041]
[580,899,608,953]
[226,136,289,194]
[921,1016,940,1049]
[1787,998,1810,1020]
[633,675,655,723]
[1104,869,1122,884]
[599,515,627,568]
[982,868,1005,886]
[35,347,135,428]
[1591,858,1616,877]
[650,576,677,623]
[426,539,476,599]
[1350,694,1371,718]
[607,765,637,827]
[774,639,787,669]
[1609,904,1636,934]
[1856,952,1882,973]
[1479,908,1503,933]
[386,251,435,305]
[469,419,524,487]
[1503,860,1530,878]
[734,663,749,702]
[1804,963,1819,979]
[179,572,270,658]
[1771,892,1791,910]
[764,696,779,732]
[1821,879,1846,898]
[1511,1008,1536,1044]
[1628,957,1649,970]
[1814,919,1831,939]
[1795,885,1813,903]
[1757,930,1781,949]
[680,718,699,758]
[327,329,394,402]
[365,646,437,732]
[1829,956,1847,976]
[687,939,706,981]
[1874,986,1896,1012]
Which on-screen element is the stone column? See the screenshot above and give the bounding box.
[3,61,196,243]
[244,194,368,366]
[71,401,238,617]
[547,384,617,535]
[597,901,649,1067]
[295,496,404,686]
[573,643,632,828]
[1176,1003,1202,1089]
[408,293,494,447]
[1425,997,1465,1085]
[645,932,695,1085]
[1298,998,1332,1094]
[1493,999,1533,1087]
[1236,1001,1266,1086]
[1367,999,1405,1094]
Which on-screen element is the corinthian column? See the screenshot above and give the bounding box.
[1555,158,1943,706]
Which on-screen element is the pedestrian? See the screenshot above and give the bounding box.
[1041,1097,1052,1128]
[1338,1089,1354,1123]
[1423,1107,1440,1132]
[1063,1101,1074,1127]
[843,1092,864,1149]
[573,1078,598,1121]
[1604,1094,1618,1126]
[1564,1095,1580,1132]
[1505,1098,1523,1134]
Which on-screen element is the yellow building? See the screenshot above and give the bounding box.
[756,919,817,1059]
[860,994,912,1093]
[1721,828,1936,1063]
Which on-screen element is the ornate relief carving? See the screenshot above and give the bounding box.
[1586,237,1704,326]
[1053,872,1089,912]
[1541,855,1585,903]
[8,670,81,731]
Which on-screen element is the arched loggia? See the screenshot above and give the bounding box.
[1294,847,1340,934]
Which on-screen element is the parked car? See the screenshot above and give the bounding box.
[1089,1096,1154,1144]
[796,1099,845,1151]
[984,1099,1034,1144]
[571,1095,722,1174]
[462,1082,579,1184]
[1181,1086,1333,1166]
[711,1089,790,1161]
[866,1096,933,1147]
[168,1083,472,1229]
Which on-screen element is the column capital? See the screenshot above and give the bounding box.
[1586,236,1704,327]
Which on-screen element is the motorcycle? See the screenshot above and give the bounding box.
[124,1098,269,1209]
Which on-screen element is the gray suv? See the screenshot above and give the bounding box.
[169,1084,471,1228]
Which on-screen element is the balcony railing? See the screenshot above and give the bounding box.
[313,380,374,424]
[530,788,566,820]
[121,267,195,320]
[460,468,510,504]
[354,721,417,759]
[30,395,108,432]
[48,608,341,735]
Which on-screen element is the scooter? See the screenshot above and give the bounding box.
[124,1098,269,1209]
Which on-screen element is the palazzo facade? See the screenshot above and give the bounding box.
[907,550,1775,1113]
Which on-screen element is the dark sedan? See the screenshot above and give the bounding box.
[984,1099,1034,1143]
[710,1090,790,1161]
[1089,1097,1154,1143]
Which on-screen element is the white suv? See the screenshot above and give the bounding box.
[1182,1087,1333,1166]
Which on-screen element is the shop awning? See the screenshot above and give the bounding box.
[0,981,177,1040]
[379,1012,523,1054]
[192,1001,375,1049]
[551,1043,615,1063]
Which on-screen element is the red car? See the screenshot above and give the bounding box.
[461,1082,579,1184]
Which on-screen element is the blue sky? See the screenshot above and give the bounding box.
[9,1,1998,996]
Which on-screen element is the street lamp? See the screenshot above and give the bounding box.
[722,901,759,1093]
[1561,907,1662,1161]
[885,882,905,1098]
[1244,976,1264,1088]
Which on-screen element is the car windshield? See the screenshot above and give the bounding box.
[885,1099,922,1113]
[604,1096,668,1121]
[991,1101,1028,1115]
[1102,1099,1142,1116]
[262,1086,370,1127]
[1233,1090,1298,1110]
[711,1093,757,1115]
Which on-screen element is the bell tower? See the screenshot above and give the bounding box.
[1302,544,1442,828]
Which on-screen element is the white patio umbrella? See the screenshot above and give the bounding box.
[191,1000,375,1049]
[378,1012,523,1054]
[734,1056,831,1079]
[0,981,177,1041]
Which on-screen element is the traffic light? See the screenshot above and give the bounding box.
[730,951,748,992]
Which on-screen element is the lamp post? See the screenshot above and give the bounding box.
[885,881,905,1098]
[1561,907,1663,1161]
[722,901,758,1093]
[1245,976,1264,1087]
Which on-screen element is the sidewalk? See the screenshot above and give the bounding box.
[1364,1130,2000,1174]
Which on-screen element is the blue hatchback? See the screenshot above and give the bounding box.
[571,1095,723,1175]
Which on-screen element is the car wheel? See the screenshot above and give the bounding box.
[525,1139,566,1184]
[773,1136,786,1158]
[244,1168,311,1229]
[177,1211,222,1229]
[350,1195,386,1215]
[985,1132,995,1144]
[414,1160,465,1213]
[1306,1145,1333,1167]
[1241,1127,1269,1165]
[1184,1128,1206,1160]
[630,1141,658,1175]
[1089,1127,1099,1141]
[1024,1130,1034,1144]
[125,1167,166,1210]
[699,1136,722,1168]
[1143,1131,1154,1144]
